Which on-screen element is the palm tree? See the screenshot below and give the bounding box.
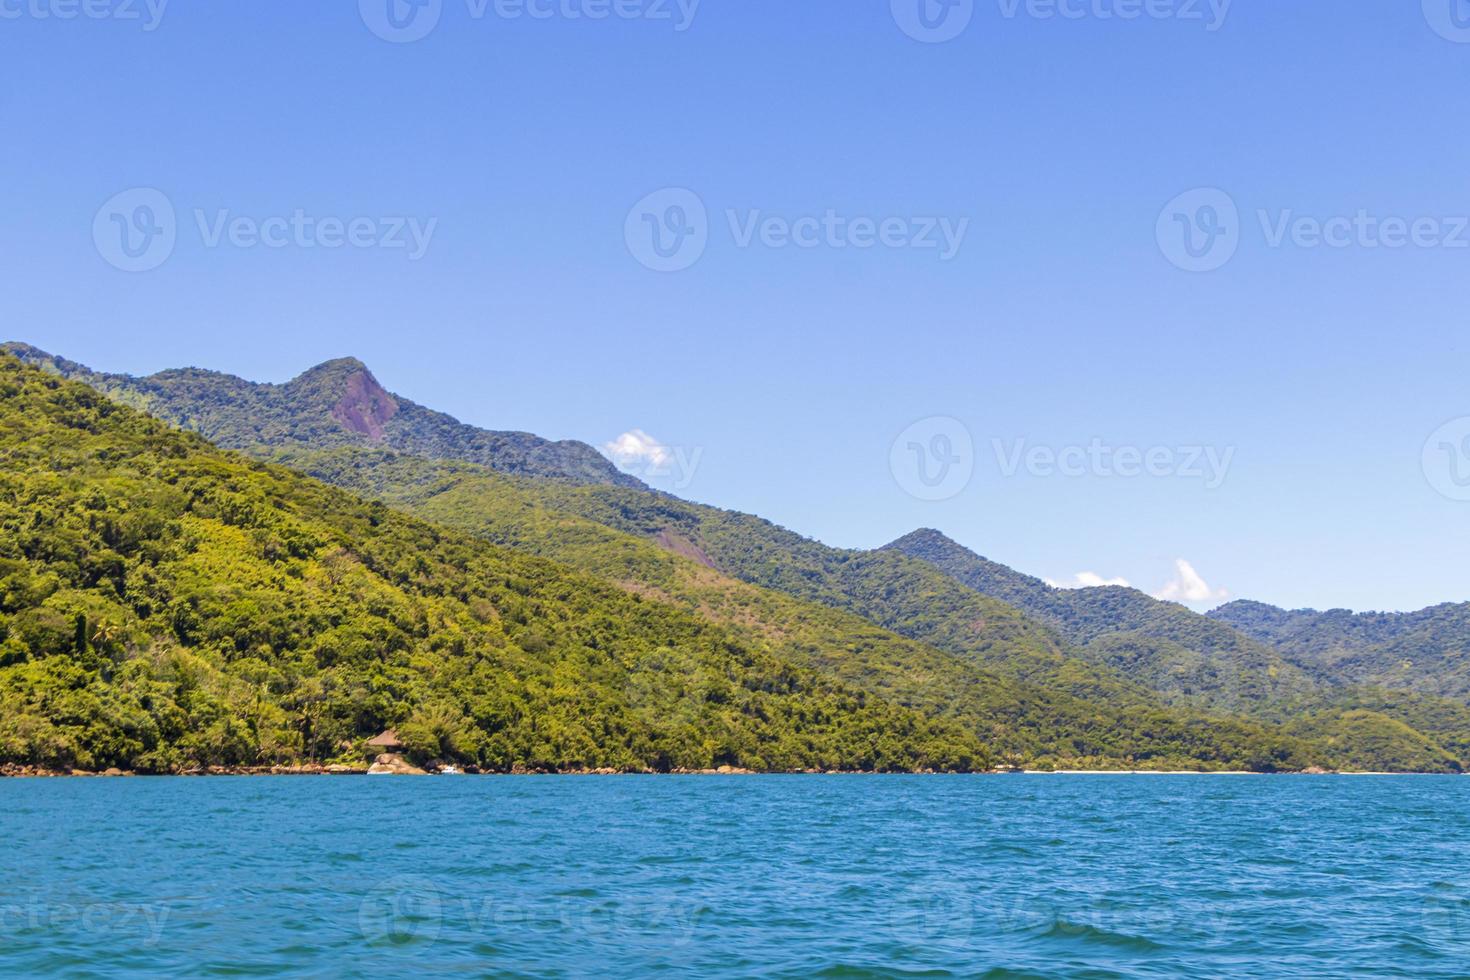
[90,620,120,647]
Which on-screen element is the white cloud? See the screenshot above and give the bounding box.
[1152,559,1229,605]
[1046,572,1132,589]
[602,429,671,471]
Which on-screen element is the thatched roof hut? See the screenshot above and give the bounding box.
[366,729,405,752]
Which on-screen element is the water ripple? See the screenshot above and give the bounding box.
[3,775,1470,977]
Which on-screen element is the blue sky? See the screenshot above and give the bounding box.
[2,0,1467,612]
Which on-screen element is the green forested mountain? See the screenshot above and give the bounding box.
[279,450,1470,772]
[883,528,1316,714]
[2,342,640,489]
[884,529,1470,759]
[280,449,1327,771]
[1212,599,1470,701]
[9,344,1469,772]
[0,352,993,773]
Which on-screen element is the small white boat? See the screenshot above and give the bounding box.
[439,765,464,775]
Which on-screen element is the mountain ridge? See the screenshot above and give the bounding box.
[1212,598,1470,701]
[882,527,1319,714]
[1,342,641,490]
[10,341,1469,772]
[0,350,991,773]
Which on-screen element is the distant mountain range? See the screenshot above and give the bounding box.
[883,528,1317,715]
[5,340,1468,773]
[1212,600,1470,702]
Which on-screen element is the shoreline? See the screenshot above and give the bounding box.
[2,765,1459,778]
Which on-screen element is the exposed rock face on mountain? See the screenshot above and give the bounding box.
[10,339,1470,773]
[331,366,398,441]
[0,350,988,774]
[1,343,641,489]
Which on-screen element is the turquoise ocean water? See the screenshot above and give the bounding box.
[3,775,1468,977]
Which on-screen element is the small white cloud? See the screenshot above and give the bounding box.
[1046,572,1132,590]
[1152,559,1229,604]
[601,429,705,491]
[602,429,671,471]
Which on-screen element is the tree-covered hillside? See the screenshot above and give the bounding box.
[884,528,1316,714]
[0,353,991,773]
[11,344,1468,772]
[2,343,640,489]
[1213,599,1470,701]
[282,448,1332,771]
[301,450,1470,772]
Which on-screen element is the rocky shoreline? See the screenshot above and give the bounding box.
[0,761,1425,778]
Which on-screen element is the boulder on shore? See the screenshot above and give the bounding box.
[367,753,426,775]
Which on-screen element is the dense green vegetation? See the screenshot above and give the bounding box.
[2,343,638,488]
[1213,599,1470,701]
[885,530,1470,768]
[291,450,1470,773]
[0,353,990,773]
[10,342,1467,773]
[1282,709,1460,773]
[885,529,1317,714]
[282,449,1324,771]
